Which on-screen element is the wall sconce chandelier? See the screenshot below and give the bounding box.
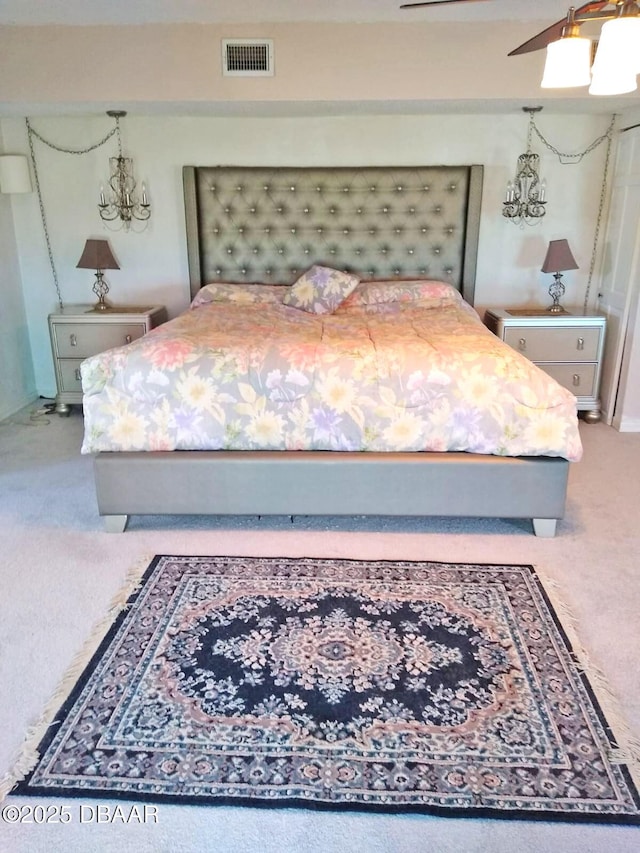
[503,107,547,227]
[98,110,150,230]
[541,2,640,96]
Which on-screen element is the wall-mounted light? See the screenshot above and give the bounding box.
[0,155,33,194]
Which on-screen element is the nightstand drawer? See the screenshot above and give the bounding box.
[58,359,84,393]
[52,322,147,358]
[503,326,600,362]
[539,363,597,396]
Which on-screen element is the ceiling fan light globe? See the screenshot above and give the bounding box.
[541,37,592,88]
[599,16,640,75]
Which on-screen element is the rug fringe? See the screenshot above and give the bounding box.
[534,563,640,791]
[0,554,153,803]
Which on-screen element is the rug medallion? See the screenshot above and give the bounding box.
[14,556,640,823]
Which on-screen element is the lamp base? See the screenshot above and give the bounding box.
[547,303,568,314]
[92,270,110,311]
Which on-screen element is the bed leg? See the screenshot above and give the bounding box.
[103,514,129,533]
[532,518,557,538]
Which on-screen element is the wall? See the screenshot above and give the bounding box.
[0,134,36,418]
[1,111,615,399]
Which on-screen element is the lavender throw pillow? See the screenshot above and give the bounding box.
[283,265,360,314]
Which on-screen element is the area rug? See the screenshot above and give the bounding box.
[10,556,640,823]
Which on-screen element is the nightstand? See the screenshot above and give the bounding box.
[48,304,167,415]
[484,308,606,423]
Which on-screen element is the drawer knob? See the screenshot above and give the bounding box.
[75,368,82,382]
[518,337,526,352]
[573,374,581,387]
[70,334,77,347]
[577,337,585,351]
[125,334,132,344]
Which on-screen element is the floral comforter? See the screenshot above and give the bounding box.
[80,281,582,461]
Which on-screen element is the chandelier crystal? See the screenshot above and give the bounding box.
[98,111,150,230]
[503,107,547,226]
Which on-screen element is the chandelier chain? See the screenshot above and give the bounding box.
[530,114,616,164]
[25,115,121,310]
[26,121,117,156]
[584,115,616,312]
[26,119,64,310]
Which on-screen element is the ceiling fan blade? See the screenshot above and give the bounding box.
[508,2,609,56]
[400,1,490,8]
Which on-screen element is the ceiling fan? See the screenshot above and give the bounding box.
[399,1,639,57]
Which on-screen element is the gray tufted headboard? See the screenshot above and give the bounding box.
[183,165,483,304]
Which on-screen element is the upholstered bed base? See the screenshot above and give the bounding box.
[95,450,568,537]
[89,163,573,537]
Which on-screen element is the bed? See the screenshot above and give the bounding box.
[84,164,580,536]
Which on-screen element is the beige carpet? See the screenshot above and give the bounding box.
[0,402,639,852]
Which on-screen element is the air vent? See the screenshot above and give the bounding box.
[222,39,274,77]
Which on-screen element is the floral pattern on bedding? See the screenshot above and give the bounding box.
[80,281,582,461]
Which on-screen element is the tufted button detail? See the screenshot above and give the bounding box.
[316,186,322,192]
[253,248,259,254]
[445,267,453,275]
[382,207,389,213]
[241,268,247,274]
[290,186,296,191]
[276,206,283,213]
[263,185,270,191]
[408,248,414,254]
[421,228,427,233]
[264,227,271,234]
[317,227,323,233]
[396,185,403,192]
[249,207,256,213]
[329,207,336,214]
[434,247,441,254]
[303,207,310,214]
[355,249,362,255]
[238,227,244,234]
[343,187,350,193]
[380,248,388,254]
[236,185,243,192]
[370,186,376,191]
[423,185,430,192]
[304,248,310,254]
[210,185,217,192]
[278,248,284,254]
[215,268,222,275]
[409,207,415,214]
[394,268,401,275]
[449,183,457,191]
[434,206,442,214]
[213,228,220,234]
[356,208,363,214]
[266,268,272,275]
[395,228,402,234]
[291,228,297,233]
[343,228,350,235]
[224,207,230,213]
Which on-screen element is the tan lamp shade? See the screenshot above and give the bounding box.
[76,239,120,271]
[541,239,578,273]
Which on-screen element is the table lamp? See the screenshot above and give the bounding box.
[541,239,578,314]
